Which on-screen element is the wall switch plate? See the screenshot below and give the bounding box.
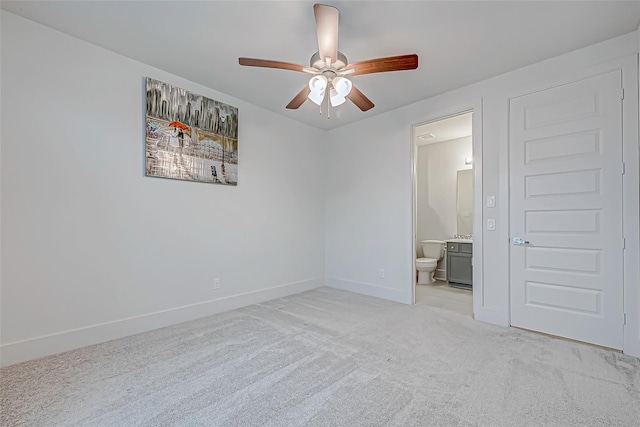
[487,196,496,208]
[487,219,496,230]
[379,269,385,279]
[213,278,221,290]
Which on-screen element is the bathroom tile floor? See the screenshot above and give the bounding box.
[415,281,473,316]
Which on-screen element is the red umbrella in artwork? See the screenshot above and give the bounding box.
[168,121,189,130]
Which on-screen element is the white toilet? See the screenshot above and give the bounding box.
[416,240,445,285]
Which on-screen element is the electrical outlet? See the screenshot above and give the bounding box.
[213,278,221,290]
[379,269,385,279]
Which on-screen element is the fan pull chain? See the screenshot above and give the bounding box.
[326,91,330,119]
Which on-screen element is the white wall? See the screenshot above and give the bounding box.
[325,32,640,357]
[0,12,326,366]
[416,136,472,250]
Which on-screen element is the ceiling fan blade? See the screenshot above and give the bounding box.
[239,58,308,73]
[286,86,312,109]
[346,85,375,112]
[314,4,339,65]
[345,54,418,76]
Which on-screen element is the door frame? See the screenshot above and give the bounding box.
[505,55,639,356]
[410,98,484,316]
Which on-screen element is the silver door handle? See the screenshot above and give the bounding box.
[512,237,530,246]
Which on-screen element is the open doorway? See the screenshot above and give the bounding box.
[411,111,477,316]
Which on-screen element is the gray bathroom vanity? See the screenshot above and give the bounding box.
[446,239,472,290]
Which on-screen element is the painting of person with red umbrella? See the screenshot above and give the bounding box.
[145,77,238,185]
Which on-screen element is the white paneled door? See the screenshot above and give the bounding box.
[509,71,624,349]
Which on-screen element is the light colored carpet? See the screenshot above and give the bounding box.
[415,282,473,316]
[1,287,639,426]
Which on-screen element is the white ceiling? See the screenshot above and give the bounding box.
[414,112,473,146]
[2,1,639,131]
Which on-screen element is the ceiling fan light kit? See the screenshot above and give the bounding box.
[238,3,418,118]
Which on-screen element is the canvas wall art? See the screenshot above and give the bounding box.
[145,77,238,185]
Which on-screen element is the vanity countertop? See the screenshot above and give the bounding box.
[446,238,473,244]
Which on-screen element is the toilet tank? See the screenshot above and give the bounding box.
[421,240,445,259]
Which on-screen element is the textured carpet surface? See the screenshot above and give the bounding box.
[1,287,639,426]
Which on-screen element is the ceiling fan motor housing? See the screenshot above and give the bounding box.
[310,51,348,71]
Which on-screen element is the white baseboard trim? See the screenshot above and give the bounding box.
[0,277,323,367]
[326,276,411,304]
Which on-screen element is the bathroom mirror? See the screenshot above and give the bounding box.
[456,169,474,236]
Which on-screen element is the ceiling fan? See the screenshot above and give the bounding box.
[239,3,418,116]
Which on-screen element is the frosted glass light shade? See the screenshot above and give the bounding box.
[329,77,352,107]
[333,77,352,95]
[330,89,345,106]
[308,90,325,105]
[308,75,328,106]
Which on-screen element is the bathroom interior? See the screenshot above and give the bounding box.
[414,112,474,314]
